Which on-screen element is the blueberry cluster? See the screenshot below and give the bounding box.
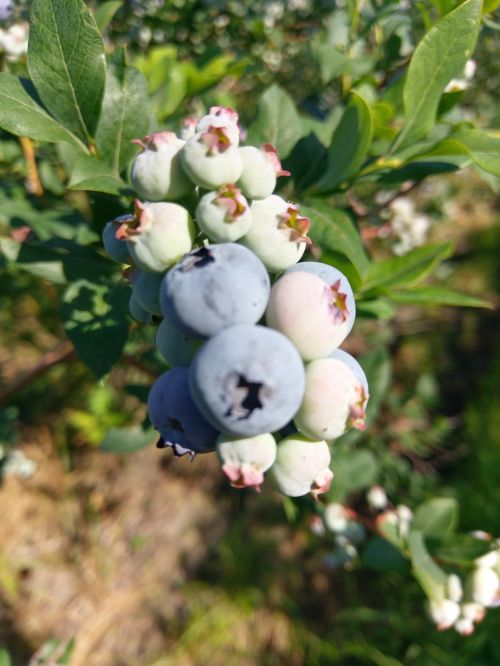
[102,107,369,498]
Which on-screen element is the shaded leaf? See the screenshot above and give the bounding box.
[61,280,130,377]
[94,0,123,32]
[312,92,373,193]
[68,154,128,195]
[429,534,493,566]
[328,449,378,502]
[362,537,409,572]
[412,498,459,537]
[28,0,106,142]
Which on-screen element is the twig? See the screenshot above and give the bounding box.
[19,136,44,197]
[0,341,75,406]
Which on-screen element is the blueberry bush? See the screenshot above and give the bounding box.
[0,0,499,663]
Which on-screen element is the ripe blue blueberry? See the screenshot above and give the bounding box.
[129,292,154,324]
[0,0,13,21]
[148,366,219,458]
[132,269,164,317]
[189,324,306,437]
[102,216,132,264]
[160,243,270,338]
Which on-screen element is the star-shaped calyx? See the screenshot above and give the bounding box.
[328,279,349,324]
[261,143,291,177]
[222,461,265,491]
[278,204,312,245]
[200,125,233,155]
[224,372,269,420]
[311,468,334,499]
[348,384,368,431]
[131,131,177,152]
[214,184,248,221]
[114,200,148,241]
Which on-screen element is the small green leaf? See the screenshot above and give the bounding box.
[362,537,409,572]
[360,243,453,293]
[95,50,151,173]
[311,42,349,84]
[429,534,492,566]
[408,530,448,601]
[328,449,378,502]
[412,498,459,537]
[61,280,130,378]
[0,74,83,147]
[312,92,373,193]
[395,0,482,149]
[94,0,122,32]
[484,0,500,12]
[301,201,370,283]
[246,84,304,158]
[356,298,396,319]
[0,649,12,666]
[452,128,500,177]
[101,425,156,453]
[28,0,106,143]
[68,154,127,195]
[389,286,492,308]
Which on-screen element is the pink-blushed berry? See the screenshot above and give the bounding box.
[216,433,277,491]
[270,435,333,498]
[240,195,311,273]
[195,106,241,145]
[294,353,369,440]
[266,271,355,361]
[195,184,252,242]
[426,599,461,631]
[131,131,194,201]
[117,200,194,273]
[237,144,290,200]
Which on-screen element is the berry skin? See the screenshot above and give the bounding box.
[0,0,13,21]
[160,243,270,338]
[102,216,132,264]
[426,599,461,631]
[266,271,355,360]
[189,325,306,437]
[240,195,311,273]
[270,435,333,498]
[117,200,194,274]
[285,262,356,339]
[129,292,154,324]
[131,131,194,201]
[148,367,219,458]
[195,184,252,243]
[156,317,201,367]
[216,432,277,491]
[132,269,164,317]
[237,144,290,200]
[294,353,369,440]
[180,127,243,190]
[195,106,241,146]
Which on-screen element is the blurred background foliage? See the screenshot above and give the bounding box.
[0,0,499,664]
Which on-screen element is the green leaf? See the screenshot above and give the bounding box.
[0,74,83,147]
[101,425,156,454]
[328,449,378,502]
[395,0,482,149]
[362,347,392,426]
[246,84,304,158]
[0,650,12,666]
[312,92,373,193]
[28,0,106,143]
[68,154,127,195]
[412,498,459,537]
[61,280,130,378]
[362,537,409,572]
[311,42,349,84]
[301,201,370,283]
[429,534,492,566]
[95,50,151,173]
[94,0,122,32]
[484,0,500,12]
[408,531,448,601]
[360,243,453,293]
[389,285,492,308]
[356,298,396,319]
